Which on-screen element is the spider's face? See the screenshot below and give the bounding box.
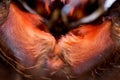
[0,0,120,80]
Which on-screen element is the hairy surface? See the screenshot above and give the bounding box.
[0,2,117,80]
[1,0,120,80]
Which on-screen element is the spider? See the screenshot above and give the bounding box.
[0,0,120,80]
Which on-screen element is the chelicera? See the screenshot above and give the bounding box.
[0,0,120,80]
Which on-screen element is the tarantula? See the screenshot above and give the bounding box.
[0,0,120,80]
